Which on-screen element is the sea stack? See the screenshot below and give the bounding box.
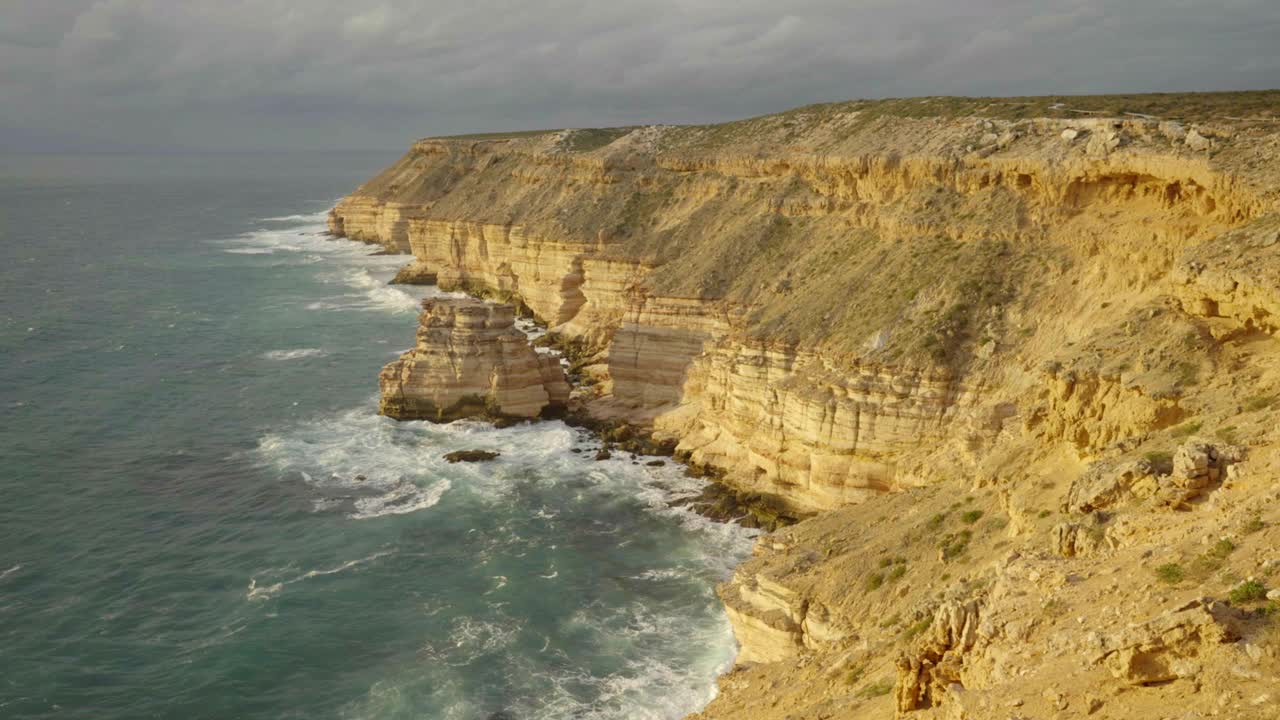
[379,298,569,422]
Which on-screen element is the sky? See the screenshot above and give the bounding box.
[2,0,1279,152]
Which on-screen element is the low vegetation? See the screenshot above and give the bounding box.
[1155,563,1186,584]
[856,679,895,699]
[939,529,973,562]
[1230,580,1269,604]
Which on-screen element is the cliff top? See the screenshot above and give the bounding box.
[421,90,1280,148]
[343,89,1280,370]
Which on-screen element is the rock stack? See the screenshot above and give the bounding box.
[379,298,569,422]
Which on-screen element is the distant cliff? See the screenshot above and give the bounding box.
[332,92,1280,719]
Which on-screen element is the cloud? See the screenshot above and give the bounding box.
[1,0,1278,151]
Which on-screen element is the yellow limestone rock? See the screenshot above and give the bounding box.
[332,96,1280,720]
[379,298,569,422]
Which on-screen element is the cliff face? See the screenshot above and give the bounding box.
[334,107,1271,509]
[378,298,569,422]
[334,93,1280,719]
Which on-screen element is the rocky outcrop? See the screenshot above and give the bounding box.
[390,260,437,285]
[658,341,973,512]
[378,298,569,422]
[1028,365,1185,453]
[718,572,808,664]
[1095,598,1242,685]
[334,94,1280,720]
[1060,439,1246,516]
[895,599,985,714]
[332,107,1272,511]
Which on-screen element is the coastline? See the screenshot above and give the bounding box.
[323,92,1280,720]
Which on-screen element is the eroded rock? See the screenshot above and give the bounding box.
[379,298,569,422]
[896,599,985,714]
[391,260,438,285]
[1096,599,1241,685]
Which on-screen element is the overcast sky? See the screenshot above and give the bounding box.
[2,0,1278,152]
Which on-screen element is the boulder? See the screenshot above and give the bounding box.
[1159,121,1187,142]
[443,450,500,463]
[1186,129,1213,152]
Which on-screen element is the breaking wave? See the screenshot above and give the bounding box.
[231,204,756,720]
[246,550,396,601]
[261,348,326,361]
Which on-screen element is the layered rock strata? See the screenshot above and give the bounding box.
[334,94,1280,720]
[333,108,1273,513]
[378,298,569,422]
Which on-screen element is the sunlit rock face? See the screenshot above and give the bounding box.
[378,298,568,422]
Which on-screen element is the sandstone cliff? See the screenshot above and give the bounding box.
[335,92,1280,719]
[379,298,569,422]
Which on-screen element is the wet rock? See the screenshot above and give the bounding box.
[443,450,500,463]
[390,260,438,285]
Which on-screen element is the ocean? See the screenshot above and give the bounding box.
[0,153,754,719]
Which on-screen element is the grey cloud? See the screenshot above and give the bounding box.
[1,0,1278,151]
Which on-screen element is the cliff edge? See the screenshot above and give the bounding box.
[334,92,1280,719]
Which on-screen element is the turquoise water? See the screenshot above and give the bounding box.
[0,154,753,719]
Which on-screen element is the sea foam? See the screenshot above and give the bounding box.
[261,348,326,361]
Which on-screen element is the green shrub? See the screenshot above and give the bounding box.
[865,572,885,591]
[939,529,972,562]
[857,680,894,699]
[960,510,984,525]
[1171,421,1202,438]
[1242,516,1266,535]
[888,564,907,581]
[1244,395,1274,412]
[1230,580,1268,604]
[1143,450,1172,465]
[1038,509,1052,519]
[1208,538,1236,559]
[1155,563,1185,584]
[926,512,949,529]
